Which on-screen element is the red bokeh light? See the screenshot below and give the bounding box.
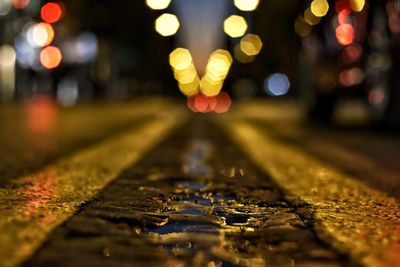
[187,96,199,112]
[41,2,64,24]
[336,24,355,46]
[342,44,363,64]
[335,0,351,13]
[338,9,352,25]
[209,96,217,111]
[194,93,209,113]
[187,92,232,114]
[214,92,232,114]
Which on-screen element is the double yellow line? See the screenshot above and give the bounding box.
[0,105,187,267]
[217,115,400,267]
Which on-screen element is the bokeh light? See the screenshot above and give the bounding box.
[187,96,198,113]
[29,22,55,47]
[336,23,355,46]
[146,0,171,10]
[76,32,98,63]
[57,76,79,107]
[12,0,29,9]
[214,92,232,113]
[294,16,311,37]
[0,44,16,100]
[234,0,259,11]
[14,35,37,68]
[200,49,232,97]
[169,48,192,71]
[342,44,363,64]
[338,9,351,25]
[40,46,62,69]
[0,44,16,68]
[240,34,263,56]
[41,2,63,24]
[304,7,321,25]
[224,15,248,38]
[264,73,291,96]
[311,0,329,17]
[349,0,365,12]
[368,88,385,105]
[234,44,254,63]
[0,0,12,16]
[194,93,209,112]
[155,13,180,37]
[339,67,365,87]
[169,48,200,96]
[335,0,351,12]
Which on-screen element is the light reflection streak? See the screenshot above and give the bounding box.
[24,95,58,141]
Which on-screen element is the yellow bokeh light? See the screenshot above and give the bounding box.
[224,15,248,38]
[294,16,311,37]
[200,77,223,97]
[169,48,200,96]
[174,65,197,84]
[349,0,365,12]
[234,44,255,63]
[240,34,262,56]
[304,7,321,25]
[178,77,200,96]
[310,0,329,17]
[146,0,171,10]
[234,0,259,11]
[211,49,233,65]
[200,49,232,96]
[169,48,192,71]
[155,13,180,37]
[206,50,232,80]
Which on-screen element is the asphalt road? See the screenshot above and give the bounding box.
[229,100,400,200]
[0,98,399,267]
[24,118,348,267]
[0,98,176,182]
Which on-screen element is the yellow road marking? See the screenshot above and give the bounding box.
[0,108,187,267]
[218,117,400,267]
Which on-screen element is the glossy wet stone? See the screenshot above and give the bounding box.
[24,118,350,267]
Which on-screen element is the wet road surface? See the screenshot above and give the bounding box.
[0,99,399,267]
[230,100,400,200]
[0,98,175,182]
[24,119,348,267]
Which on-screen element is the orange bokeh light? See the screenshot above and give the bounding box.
[41,2,64,24]
[12,0,29,9]
[336,24,355,46]
[40,46,62,69]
